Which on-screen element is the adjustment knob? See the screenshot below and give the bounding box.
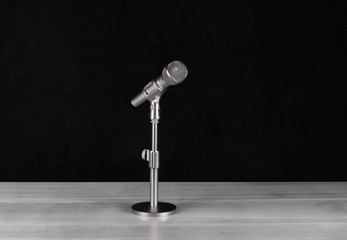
[142,149,151,161]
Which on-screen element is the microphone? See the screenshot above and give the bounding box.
[131,61,188,107]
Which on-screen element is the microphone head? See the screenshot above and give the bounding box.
[162,61,188,86]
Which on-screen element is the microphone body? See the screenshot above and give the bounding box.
[131,61,188,107]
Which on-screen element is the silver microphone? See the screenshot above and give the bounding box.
[131,61,188,107]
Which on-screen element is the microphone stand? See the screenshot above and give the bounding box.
[132,96,176,217]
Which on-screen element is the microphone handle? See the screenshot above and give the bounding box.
[131,80,167,107]
[131,91,147,107]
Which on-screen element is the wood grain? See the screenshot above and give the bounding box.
[1,182,347,239]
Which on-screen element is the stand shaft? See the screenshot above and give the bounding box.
[150,121,158,207]
[132,97,176,217]
[150,169,158,206]
[150,99,159,207]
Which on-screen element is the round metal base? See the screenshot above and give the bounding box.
[132,202,176,217]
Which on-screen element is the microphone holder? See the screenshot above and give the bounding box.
[131,96,176,217]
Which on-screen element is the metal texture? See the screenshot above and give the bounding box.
[131,61,187,216]
[141,149,159,169]
[150,98,159,207]
[150,169,158,206]
[131,61,188,107]
[131,201,176,217]
[132,97,176,216]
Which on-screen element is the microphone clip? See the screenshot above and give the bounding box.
[150,97,160,121]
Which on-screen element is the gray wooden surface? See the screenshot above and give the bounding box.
[0,182,347,239]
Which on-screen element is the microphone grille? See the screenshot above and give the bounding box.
[167,61,188,84]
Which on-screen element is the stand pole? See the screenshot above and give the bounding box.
[131,97,176,217]
[150,106,158,207]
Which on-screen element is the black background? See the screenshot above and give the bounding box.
[0,1,346,181]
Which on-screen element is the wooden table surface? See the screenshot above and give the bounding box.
[0,182,347,239]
